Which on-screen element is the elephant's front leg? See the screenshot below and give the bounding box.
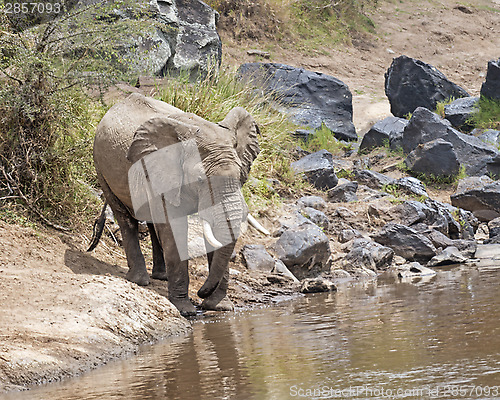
[148,223,167,281]
[156,222,197,317]
[201,241,235,312]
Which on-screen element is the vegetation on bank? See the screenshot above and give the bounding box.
[206,0,378,51]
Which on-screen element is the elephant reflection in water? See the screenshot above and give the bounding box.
[90,93,269,316]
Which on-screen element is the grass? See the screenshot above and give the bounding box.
[300,124,353,155]
[434,97,456,118]
[470,97,500,131]
[154,67,309,212]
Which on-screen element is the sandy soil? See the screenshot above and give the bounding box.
[1,0,499,394]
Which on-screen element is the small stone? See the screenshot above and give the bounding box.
[300,278,337,293]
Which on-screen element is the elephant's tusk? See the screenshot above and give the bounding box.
[247,214,270,236]
[202,220,223,249]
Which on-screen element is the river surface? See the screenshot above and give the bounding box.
[3,262,500,400]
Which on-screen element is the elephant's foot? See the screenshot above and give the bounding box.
[151,270,168,281]
[169,297,197,317]
[201,296,234,312]
[126,269,150,286]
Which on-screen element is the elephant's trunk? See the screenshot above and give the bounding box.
[197,179,246,298]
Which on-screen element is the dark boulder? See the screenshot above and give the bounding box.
[300,278,337,293]
[404,138,460,177]
[385,55,469,118]
[401,107,499,176]
[474,129,500,147]
[302,207,330,231]
[393,177,428,198]
[274,223,331,280]
[451,176,500,221]
[353,169,393,190]
[488,217,500,239]
[372,223,437,262]
[240,245,276,272]
[480,58,500,100]
[359,116,409,152]
[238,63,357,141]
[425,229,477,258]
[328,181,358,203]
[343,239,394,271]
[444,97,479,131]
[427,246,468,267]
[291,150,339,191]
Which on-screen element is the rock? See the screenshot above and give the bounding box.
[425,229,477,258]
[238,63,357,141]
[343,239,394,271]
[474,129,500,147]
[401,107,499,176]
[334,207,356,219]
[393,177,428,198]
[353,169,393,189]
[328,181,358,203]
[404,139,460,177]
[291,150,339,191]
[451,176,500,221]
[384,55,469,118]
[480,58,500,100]
[488,217,500,239]
[129,0,221,78]
[475,244,500,260]
[338,229,364,243]
[427,246,468,267]
[359,116,409,152]
[389,200,448,233]
[302,207,330,231]
[397,262,437,278]
[444,97,479,130]
[274,223,331,280]
[240,245,275,272]
[274,209,311,237]
[297,196,327,211]
[300,278,337,294]
[372,223,437,262]
[272,260,300,283]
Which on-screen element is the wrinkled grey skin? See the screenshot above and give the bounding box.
[93,93,260,316]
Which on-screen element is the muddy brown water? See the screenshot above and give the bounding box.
[3,263,500,400]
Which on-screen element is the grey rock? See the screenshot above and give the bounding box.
[302,207,330,231]
[334,207,357,219]
[444,97,479,130]
[353,169,393,189]
[291,150,339,191]
[393,177,428,198]
[425,229,477,258]
[338,229,364,243]
[389,200,447,234]
[372,223,437,262]
[328,181,358,203]
[401,107,499,176]
[300,278,337,294]
[343,239,394,271]
[241,245,275,272]
[360,116,409,152]
[131,0,221,78]
[238,63,357,141]
[427,246,468,267]
[274,223,331,280]
[297,195,327,211]
[480,58,500,100]
[488,217,500,239]
[405,139,460,177]
[397,262,437,278]
[385,55,469,118]
[272,260,300,283]
[451,176,500,222]
[274,210,311,237]
[474,129,500,147]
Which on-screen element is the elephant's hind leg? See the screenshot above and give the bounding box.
[148,223,167,281]
[98,174,149,286]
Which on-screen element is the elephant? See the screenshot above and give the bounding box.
[89,93,269,316]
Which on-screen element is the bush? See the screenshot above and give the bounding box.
[0,0,150,228]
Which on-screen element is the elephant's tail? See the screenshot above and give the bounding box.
[87,202,108,252]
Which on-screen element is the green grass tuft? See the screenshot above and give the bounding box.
[470,97,500,131]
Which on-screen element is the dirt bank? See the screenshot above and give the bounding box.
[1,0,499,394]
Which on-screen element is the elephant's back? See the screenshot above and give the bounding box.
[93,93,183,209]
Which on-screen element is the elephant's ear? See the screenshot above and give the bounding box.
[219,107,260,185]
[127,116,186,207]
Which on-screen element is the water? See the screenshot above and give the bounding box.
[3,264,500,400]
